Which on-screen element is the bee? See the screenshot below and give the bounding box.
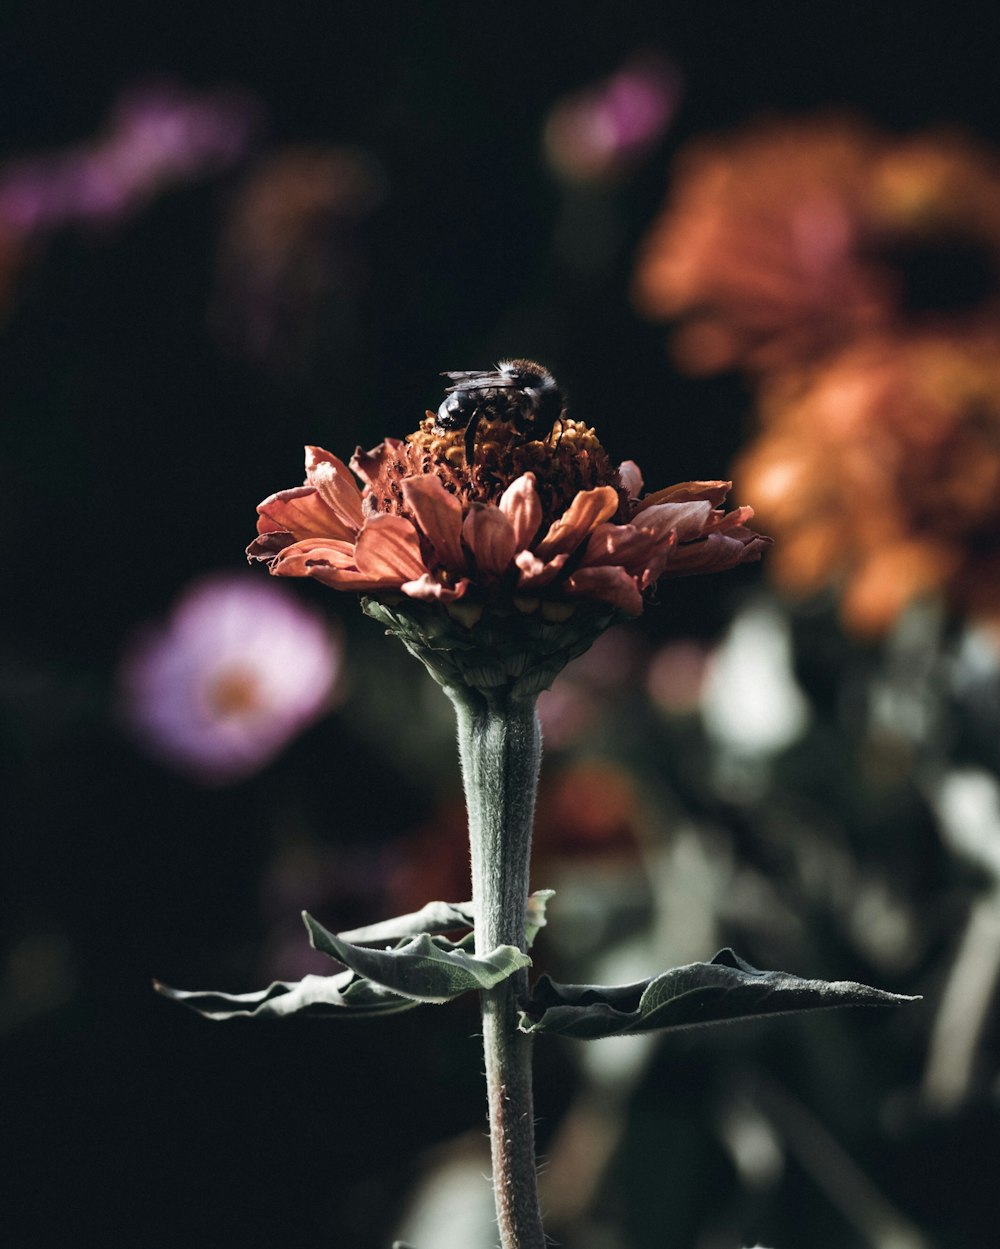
[434,359,564,465]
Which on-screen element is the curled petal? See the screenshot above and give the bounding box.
[402,475,466,573]
[269,537,357,576]
[662,527,771,577]
[628,500,714,544]
[305,446,365,533]
[464,505,517,577]
[634,480,731,512]
[257,485,357,543]
[247,530,297,561]
[499,474,543,551]
[515,548,570,589]
[401,573,471,602]
[354,514,428,581]
[618,460,644,500]
[349,438,408,490]
[534,486,620,559]
[565,566,644,615]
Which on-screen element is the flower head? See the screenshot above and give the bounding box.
[119,573,340,783]
[634,115,1000,375]
[737,334,1000,635]
[247,369,768,697]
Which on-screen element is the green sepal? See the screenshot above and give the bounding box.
[304,912,531,1003]
[152,970,419,1021]
[518,948,919,1039]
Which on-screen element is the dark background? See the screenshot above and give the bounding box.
[2,4,997,1247]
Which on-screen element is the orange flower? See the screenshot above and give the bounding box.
[634,115,1000,376]
[737,334,1000,635]
[248,428,767,620]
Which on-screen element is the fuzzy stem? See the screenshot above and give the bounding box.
[453,691,546,1249]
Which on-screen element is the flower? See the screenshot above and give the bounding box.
[0,79,259,238]
[247,384,767,696]
[542,53,681,185]
[736,334,1000,635]
[119,573,340,783]
[633,115,1000,376]
[250,426,765,619]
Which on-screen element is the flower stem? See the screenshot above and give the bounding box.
[453,692,546,1249]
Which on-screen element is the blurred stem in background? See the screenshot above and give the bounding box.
[454,691,546,1249]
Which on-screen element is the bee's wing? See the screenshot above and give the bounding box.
[442,368,518,393]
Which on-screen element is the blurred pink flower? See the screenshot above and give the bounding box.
[119,573,339,784]
[0,80,260,237]
[543,53,681,184]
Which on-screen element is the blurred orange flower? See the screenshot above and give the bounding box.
[737,334,1000,635]
[249,414,767,619]
[634,115,1000,376]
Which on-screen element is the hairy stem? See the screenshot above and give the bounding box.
[453,692,546,1249]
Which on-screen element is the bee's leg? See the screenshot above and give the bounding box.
[464,411,482,467]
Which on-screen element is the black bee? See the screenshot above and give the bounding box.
[434,359,564,465]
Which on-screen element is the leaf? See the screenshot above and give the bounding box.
[519,948,920,1039]
[332,890,554,950]
[337,900,475,944]
[153,971,419,1021]
[304,912,531,1002]
[525,889,555,949]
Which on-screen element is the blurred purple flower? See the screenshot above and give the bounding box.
[119,573,339,784]
[0,80,261,237]
[543,53,682,184]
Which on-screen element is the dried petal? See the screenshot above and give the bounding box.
[464,506,517,578]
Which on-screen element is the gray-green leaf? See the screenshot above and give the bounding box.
[153,971,419,1021]
[519,948,919,1039]
[337,900,475,944]
[338,891,554,951]
[305,913,531,1002]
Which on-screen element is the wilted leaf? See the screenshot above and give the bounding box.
[153,970,419,1021]
[525,889,555,949]
[304,912,531,1002]
[337,900,475,944]
[338,891,554,951]
[519,948,919,1039]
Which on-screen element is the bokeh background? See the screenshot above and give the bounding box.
[4,4,1000,1247]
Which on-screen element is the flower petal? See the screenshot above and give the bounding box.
[354,513,429,581]
[631,500,714,543]
[256,485,357,543]
[534,486,620,559]
[268,538,358,576]
[634,480,731,512]
[661,527,771,577]
[499,473,543,551]
[463,505,517,578]
[618,460,644,500]
[515,548,570,589]
[565,566,644,615]
[401,573,471,602]
[401,474,466,573]
[579,522,661,570]
[305,446,365,533]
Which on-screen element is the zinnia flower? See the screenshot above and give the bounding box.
[247,377,768,695]
[633,115,1000,376]
[736,334,1000,635]
[119,573,340,783]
